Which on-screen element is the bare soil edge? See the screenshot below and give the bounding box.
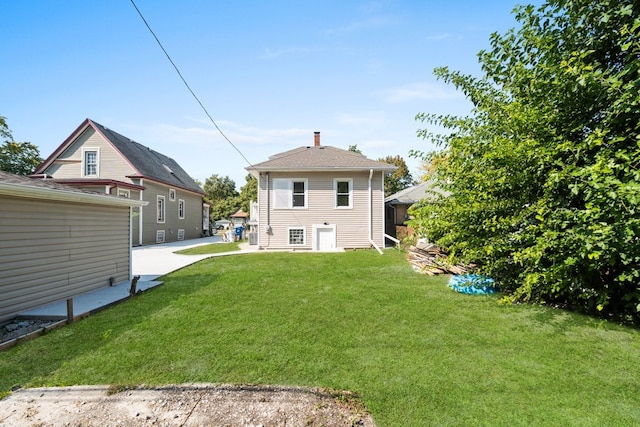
[0,383,376,426]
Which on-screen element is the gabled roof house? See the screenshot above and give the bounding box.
[34,119,208,245]
[246,132,395,252]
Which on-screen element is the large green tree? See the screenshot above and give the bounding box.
[378,155,414,197]
[204,174,239,220]
[237,174,257,213]
[0,116,42,175]
[410,0,640,323]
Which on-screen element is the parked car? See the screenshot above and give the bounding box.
[214,220,230,230]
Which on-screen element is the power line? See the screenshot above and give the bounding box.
[129,0,253,167]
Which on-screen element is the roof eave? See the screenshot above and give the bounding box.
[0,182,148,207]
[246,166,396,173]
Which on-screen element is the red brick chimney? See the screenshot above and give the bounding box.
[314,131,320,147]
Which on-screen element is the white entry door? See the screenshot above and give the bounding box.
[313,224,336,251]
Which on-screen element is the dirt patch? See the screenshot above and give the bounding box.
[0,384,375,426]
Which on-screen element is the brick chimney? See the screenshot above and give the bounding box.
[314,131,320,147]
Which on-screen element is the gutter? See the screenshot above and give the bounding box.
[0,182,147,208]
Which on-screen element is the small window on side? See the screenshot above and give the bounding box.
[288,227,305,245]
[178,199,185,219]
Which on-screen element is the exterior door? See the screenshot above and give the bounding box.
[314,224,336,251]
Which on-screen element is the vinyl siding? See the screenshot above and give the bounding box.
[44,127,136,179]
[40,127,204,246]
[139,181,203,244]
[0,196,131,322]
[257,171,386,250]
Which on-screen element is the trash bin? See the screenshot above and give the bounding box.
[235,226,245,241]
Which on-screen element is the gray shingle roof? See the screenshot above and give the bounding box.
[1,171,147,207]
[247,145,396,172]
[90,120,203,194]
[0,170,100,195]
[385,180,447,204]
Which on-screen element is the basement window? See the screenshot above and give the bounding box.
[288,227,306,246]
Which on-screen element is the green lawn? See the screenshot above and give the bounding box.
[173,241,241,255]
[1,250,639,426]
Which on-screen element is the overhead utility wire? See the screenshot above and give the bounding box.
[129,0,253,167]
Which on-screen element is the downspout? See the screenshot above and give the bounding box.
[139,179,144,245]
[129,206,133,280]
[266,172,271,232]
[369,168,383,254]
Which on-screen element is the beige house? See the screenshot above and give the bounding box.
[0,171,146,322]
[34,119,207,245]
[246,132,395,252]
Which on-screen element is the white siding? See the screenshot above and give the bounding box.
[0,196,131,322]
[257,171,386,250]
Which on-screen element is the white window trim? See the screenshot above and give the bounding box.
[156,230,166,243]
[157,195,166,223]
[273,178,308,209]
[82,147,99,177]
[169,188,176,201]
[287,226,306,246]
[334,178,353,209]
[177,229,185,241]
[118,189,130,198]
[178,199,185,219]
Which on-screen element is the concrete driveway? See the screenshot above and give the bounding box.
[18,236,255,320]
[133,235,224,281]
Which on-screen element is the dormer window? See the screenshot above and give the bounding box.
[82,148,99,177]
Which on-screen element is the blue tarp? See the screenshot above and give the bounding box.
[448,274,497,295]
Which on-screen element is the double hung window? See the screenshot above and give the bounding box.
[157,195,165,223]
[334,179,352,208]
[273,179,307,209]
[83,149,99,176]
[178,199,185,219]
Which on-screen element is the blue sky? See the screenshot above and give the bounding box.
[2,0,537,189]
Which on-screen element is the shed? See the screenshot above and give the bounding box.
[0,171,147,322]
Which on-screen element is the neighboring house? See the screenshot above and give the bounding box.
[384,181,444,239]
[0,171,146,322]
[33,119,208,245]
[246,132,396,252]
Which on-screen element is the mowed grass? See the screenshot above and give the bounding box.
[173,241,241,255]
[1,249,639,426]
